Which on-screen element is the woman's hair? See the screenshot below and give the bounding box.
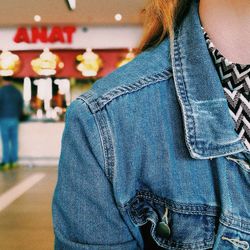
[138,0,190,52]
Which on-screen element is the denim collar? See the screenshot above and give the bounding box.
[170,0,246,159]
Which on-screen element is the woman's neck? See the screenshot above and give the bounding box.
[199,0,250,64]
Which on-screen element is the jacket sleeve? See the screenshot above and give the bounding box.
[52,99,138,250]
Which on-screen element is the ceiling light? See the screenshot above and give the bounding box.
[114,13,122,22]
[66,0,76,10]
[34,15,41,22]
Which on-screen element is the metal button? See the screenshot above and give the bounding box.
[156,221,171,239]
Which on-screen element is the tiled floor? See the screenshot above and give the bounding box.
[0,166,57,250]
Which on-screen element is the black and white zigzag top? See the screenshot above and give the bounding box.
[203,28,250,151]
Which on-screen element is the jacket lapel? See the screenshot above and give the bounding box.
[170,0,246,159]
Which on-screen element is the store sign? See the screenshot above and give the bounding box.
[0,26,142,50]
[14,26,76,44]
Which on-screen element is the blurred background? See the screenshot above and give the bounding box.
[0,1,144,249]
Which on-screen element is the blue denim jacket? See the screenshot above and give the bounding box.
[52,1,250,249]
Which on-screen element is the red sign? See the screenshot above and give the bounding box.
[14,26,76,44]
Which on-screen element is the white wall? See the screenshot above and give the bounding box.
[0,122,65,166]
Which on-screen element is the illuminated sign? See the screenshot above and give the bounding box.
[14,26,76,44]
[0,26,141,50]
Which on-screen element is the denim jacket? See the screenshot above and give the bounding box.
[52,0,250,249]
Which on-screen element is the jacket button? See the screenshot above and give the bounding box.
[156,221,171,239]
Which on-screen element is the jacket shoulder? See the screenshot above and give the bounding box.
[78,38,172,113]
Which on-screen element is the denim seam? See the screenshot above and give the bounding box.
[72,98,111,181]
[171,30,198,157]
[94,110,115,181]
[125,191,218,216]
[74,98,114,181]
[78,69,173,114]
[225,162,233,213]
[220,220,250,236]
[155,243,214,250]
[78,65,245,158]
[225,215,250,227]
[220,214,250,234]
[90,105,139,247]
[130,202,216,218]
[77,89,99,111]
[199,143,244,155]
[77,70,172,181]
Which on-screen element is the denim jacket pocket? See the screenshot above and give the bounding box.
[128,191,219,249]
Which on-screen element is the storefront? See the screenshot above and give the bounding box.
[0,25,142,164]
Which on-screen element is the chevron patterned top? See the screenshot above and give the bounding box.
[203,28,250,151]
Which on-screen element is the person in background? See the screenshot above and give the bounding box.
[0,77,23,170]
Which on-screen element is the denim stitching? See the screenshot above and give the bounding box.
[86,69,172,113]
[199,141,243,151]
[74,98,112,181]
[77,89,99,111]
[220,213,250,234]
[171,29,198,157]
[125,191,219,216]
[78,70,172,181]
[76,98,115,181]
[225,159,234,213]
[94,111,115,181]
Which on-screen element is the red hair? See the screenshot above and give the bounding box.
[138,0,190,52]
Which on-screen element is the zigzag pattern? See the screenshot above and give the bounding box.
[203,30,250,150]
